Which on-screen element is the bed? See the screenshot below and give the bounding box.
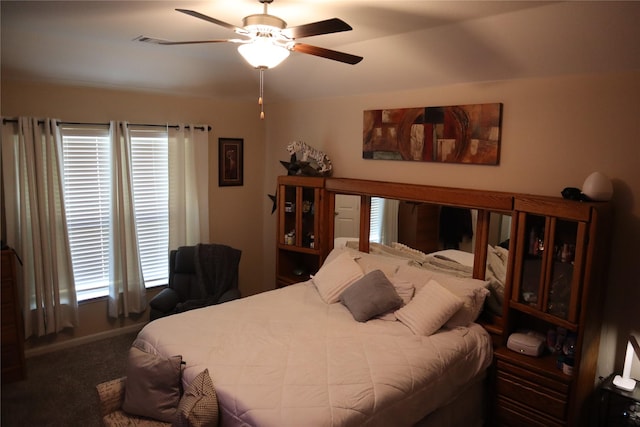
[131,247,494,426]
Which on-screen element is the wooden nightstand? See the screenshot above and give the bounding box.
[599,374,640,426]
[493,197,612,426]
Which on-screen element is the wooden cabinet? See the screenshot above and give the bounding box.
[494,195,612,426]
[274,178,613,425]
[2,249,26,383]
[275,176,329,288]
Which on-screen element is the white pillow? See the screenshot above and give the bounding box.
[429,249,476,267]
[395,279,463,336]
[377,278,415,321]
[444,283,490,328]
[312,251,364,303]
[394,264,490,327]
[333,237,359,249]
[324,247,405,278]
[389,242,430,261]
[354,253,403,277]
[323,247,351,266]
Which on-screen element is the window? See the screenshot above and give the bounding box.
[369,197,384,243]
[61,126,111,300]
[61,125,169,301]
[129,128,169,287]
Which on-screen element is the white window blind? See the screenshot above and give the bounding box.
[61,124,169,301]
[129,127,168,287]
[61,125,111,300]
[369,197,383,243]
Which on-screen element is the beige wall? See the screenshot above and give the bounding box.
[1,80,268,351]
[2,71,639,380]
[263,70,640,380]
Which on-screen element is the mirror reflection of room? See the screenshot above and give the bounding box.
[334,195,511,317]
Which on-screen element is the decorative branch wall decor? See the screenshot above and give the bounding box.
[363,103,502,165]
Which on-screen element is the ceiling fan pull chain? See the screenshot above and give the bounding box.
[259,67,265,120]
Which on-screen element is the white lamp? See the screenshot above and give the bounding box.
[237,36,290,120]
[582,171,613,201]
[237,39,290,69]
[613,335,639,391]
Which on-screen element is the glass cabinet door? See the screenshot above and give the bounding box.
[513,212,587,325]
[300,186,318,249]
[515,213,547,308]
[279,184,320,250]
[281,184,297,246]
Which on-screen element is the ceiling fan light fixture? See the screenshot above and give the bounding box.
[142,2,362,119]
[242,14,287,33]
[238,39,290,69]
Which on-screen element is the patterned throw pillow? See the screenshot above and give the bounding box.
[174,369,219,427]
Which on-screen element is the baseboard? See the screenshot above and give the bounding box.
[25,323,144,358]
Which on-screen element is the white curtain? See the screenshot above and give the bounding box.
[1,117,78,337]
[168,124,209,248]
[108,121,146,317]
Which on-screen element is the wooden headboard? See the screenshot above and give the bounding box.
[318,177,612,425]
[324,177,515,335]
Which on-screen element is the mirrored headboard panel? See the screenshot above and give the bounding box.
[325,178,514,332]
[326,178,512,252]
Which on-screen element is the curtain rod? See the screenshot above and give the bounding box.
[2,118,211,132]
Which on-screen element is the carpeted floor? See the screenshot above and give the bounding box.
[1,330,139,427]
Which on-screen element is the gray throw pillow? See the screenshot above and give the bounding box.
[174,369,219,427]
[340,269,403,322]
[122,340,183,423]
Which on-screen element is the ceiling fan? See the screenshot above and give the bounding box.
[137,0,363,118]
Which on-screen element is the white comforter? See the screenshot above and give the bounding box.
[137,281,492,427]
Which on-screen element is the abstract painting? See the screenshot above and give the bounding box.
[363,103,502,165]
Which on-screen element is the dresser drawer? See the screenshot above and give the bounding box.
[497,396,566,427]
[496,359,570,394]
[497,370,568,420]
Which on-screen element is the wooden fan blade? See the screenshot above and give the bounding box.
[282,18,352,39]
[136,36,240,45]
[175,8,246,34]
[292,43,363,65]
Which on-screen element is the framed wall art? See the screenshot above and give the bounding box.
[218,138,243,187]
[363,103,503,165]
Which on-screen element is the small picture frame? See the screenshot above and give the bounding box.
[218,138,243,187]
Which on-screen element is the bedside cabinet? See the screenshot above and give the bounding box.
[495,350,571,426]
[599,374,640,426]
[492,196,612,426]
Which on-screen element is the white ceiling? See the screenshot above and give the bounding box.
[2,1,640,102]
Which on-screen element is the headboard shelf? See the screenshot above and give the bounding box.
[326,178,513,211]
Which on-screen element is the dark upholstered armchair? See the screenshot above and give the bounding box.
[149,244,241,321]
